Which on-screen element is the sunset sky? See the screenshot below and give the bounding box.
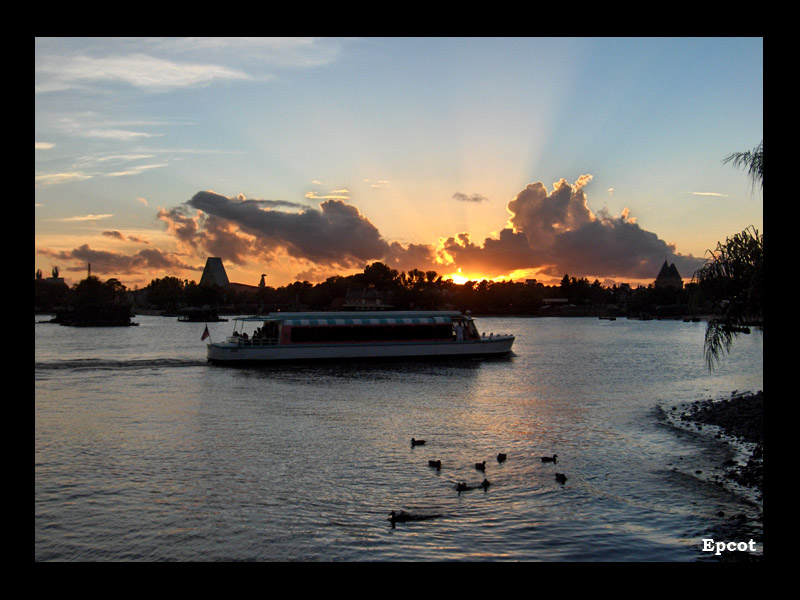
[35,37,763,290]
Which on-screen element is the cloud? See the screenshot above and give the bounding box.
[440,229,538,277]
[82,129,162,141]
[691,191,728,197]
[36,52,252,93]
[35,172,92,186]
[441,175,706,282]
[37,244,195,275]
[153,175,710,285]
[305,190,351,201]
[159,190,440,276]
[38,178,707,286]
[102,230,150,244]
[52,213,113,222]
[453,192,489,203]
[35,38,346,95]
[103,163,168,177]
[155,180,706,285]
[364,179,391,189]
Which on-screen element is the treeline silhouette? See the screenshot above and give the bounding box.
[35,273,134,326]
[36,261,712,320]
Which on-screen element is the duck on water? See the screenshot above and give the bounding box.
[388,510,442,527]
[455,479,491,492]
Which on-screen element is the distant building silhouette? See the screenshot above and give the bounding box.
[654,260,683,289]
[199,257,230,287]
[199,257,260,294]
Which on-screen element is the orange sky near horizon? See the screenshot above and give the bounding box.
[35,38,762,293]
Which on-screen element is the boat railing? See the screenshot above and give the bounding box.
[226,336,280,346]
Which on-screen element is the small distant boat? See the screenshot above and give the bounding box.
[179,307,227,322]
[599,316,616,321]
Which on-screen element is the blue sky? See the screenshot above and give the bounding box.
[35,37,763,289]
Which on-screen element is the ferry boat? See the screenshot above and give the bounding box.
[205,311,515,364]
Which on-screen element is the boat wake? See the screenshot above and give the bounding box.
[35,357,205,372]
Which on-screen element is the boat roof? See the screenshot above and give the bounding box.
[233,310,466,324]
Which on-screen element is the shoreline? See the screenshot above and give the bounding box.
[660,390,763,561]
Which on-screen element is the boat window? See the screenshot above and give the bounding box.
[289,323,455,344]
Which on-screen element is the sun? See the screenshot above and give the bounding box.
[442,267,553,286]
[447,271,471,285]
[442,268,508,285]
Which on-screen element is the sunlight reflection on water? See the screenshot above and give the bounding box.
[36,315,762,561]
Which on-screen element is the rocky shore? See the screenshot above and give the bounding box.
[679,391,763,492]
[664,390,763,561]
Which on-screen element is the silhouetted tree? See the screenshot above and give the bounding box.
[696,226,763,369]
[54,275,132,326]
[723,140,763,193]
[146,276,185,311]
[362,262,400,290]
[695,141,763,368]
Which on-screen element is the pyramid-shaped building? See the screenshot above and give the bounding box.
[199,257,230,287]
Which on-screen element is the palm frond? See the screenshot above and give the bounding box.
[723,140,763,191]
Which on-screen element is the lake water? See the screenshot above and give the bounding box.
[35,314,763,561]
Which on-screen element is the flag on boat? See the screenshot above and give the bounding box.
[201,325,210,341]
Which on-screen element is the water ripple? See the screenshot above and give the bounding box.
[35,357,206,372]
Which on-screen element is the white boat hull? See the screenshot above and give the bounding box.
[207,336,515,364]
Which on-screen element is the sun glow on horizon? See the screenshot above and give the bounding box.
[442,267,548,286]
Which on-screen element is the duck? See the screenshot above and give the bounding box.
[474,461,486,471]
[410,438,426,447]
[480,478,491,490]
[428,459,442,470]
[496,452,507,463]
[455,481,475,492]
[541,454,558,463]
[555,473,567,484]
[388,510,441,526]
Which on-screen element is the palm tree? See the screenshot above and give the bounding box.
[723,140,763,192]
[698,140,764,369]
[696,226,763,369]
